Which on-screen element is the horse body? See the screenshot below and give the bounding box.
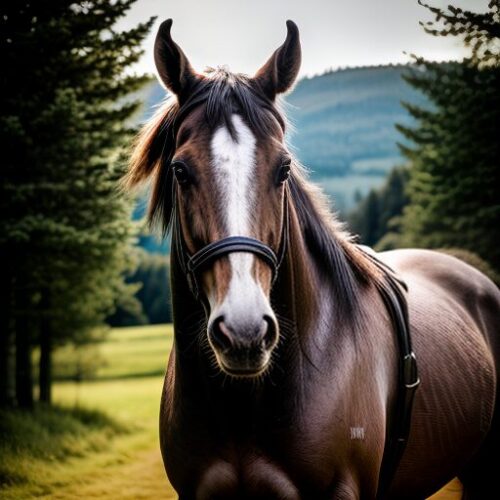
[127,19,500,499]
[160,244,499,498]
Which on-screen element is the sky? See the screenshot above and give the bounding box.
[117,0,489,78]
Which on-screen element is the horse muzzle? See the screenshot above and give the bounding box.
[208,314,278,377]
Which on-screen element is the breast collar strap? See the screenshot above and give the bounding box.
[357,247,421,499]
[173,190,289,300]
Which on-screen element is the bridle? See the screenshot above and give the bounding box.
[172,186,289,301]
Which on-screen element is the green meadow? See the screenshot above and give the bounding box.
[0,324,460,499]
[0,325,176,499]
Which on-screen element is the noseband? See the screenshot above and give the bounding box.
[172,190,289,300]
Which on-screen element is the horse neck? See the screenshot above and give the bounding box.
[169,246,206,354]
[272,204,322,345]
[273,202,371,366]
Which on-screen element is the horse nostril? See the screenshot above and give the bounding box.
[262,315,278,349]
[210,316,234,353]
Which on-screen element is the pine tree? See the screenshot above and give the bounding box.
[349,167,409,247]
[397,1,500,271]
[0,1,153,407]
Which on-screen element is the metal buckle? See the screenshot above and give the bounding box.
[403,352,420,389]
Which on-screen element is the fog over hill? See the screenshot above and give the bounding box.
[137,64,428,253]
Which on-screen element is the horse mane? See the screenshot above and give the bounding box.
[124,67,383,310]
[287,163,383,316]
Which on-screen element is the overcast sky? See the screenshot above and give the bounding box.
[117,0,488,78]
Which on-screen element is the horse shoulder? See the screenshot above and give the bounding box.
[377,248,499,316]
[379,248,500,369]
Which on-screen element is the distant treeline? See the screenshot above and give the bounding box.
[109,252,172,326]
[349,167,409,249]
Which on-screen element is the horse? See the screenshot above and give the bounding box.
[124,19,500,499]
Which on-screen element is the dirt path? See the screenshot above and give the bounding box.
[43,448,176,500]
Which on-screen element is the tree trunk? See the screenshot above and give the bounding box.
[0,314,16,408]
[39,306,52,404]
[15,311,34,410]
[0,268,16,407]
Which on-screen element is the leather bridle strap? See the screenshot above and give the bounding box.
[188,237,278,276]
[357,247,420,499]
[176,189,289,300]
[186,237,279,298]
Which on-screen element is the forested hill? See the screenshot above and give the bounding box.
[137,64,428,253]
[284,65,427,209]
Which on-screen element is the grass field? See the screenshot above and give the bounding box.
[0,323,461,499]
[0,325,176,499]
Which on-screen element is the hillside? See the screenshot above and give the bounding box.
[137,64,427,252]
[284,65,427,210]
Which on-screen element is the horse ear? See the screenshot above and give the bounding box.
[253,20,301,100]
[154,19,198,100]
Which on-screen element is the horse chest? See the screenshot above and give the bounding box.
[194,453,301,500]
[164,400,353,499]
[161,356,376,498]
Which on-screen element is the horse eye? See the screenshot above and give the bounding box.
[172,161,190,186]
[276,159,291,185]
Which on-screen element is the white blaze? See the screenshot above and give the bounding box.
[211,114,256,239]
[210,114,270,317]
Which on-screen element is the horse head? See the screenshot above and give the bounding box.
[127,19,302,377]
